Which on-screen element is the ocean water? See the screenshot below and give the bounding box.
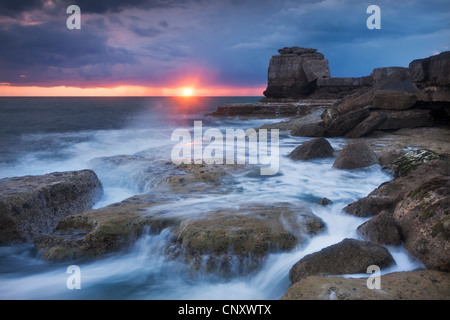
[0,97,423,300]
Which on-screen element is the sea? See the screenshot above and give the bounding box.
[0,97,423,300]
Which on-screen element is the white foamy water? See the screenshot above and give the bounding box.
[0,97,424,300]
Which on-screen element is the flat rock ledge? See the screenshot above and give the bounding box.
[0,170,103,245]
[282,270,450,300]
[207,101,336,118]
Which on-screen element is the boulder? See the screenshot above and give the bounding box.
[318,198,333,206]
[287,137,334,160]
[378,148,407,167]
[288,238,396,284]
[333,142,378,169]
[171,202,325,275]
[282,270,450,300]
[0,170,103,245]
[357,211,402,246]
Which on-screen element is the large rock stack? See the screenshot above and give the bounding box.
[263,47,331,99]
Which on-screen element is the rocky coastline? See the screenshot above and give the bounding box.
[1,47,449,300]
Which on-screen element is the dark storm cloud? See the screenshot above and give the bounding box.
[0,0,448,88]
[0,22,136,85]
[0,0,195,16]
[0,0,46,17]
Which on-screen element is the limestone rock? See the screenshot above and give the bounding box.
[344,159,450,271]
[372,80,418,110]
[393,169,450,271]
[385,149,443,177]
[207,102,312,118]
[345,112,388,138]
[378,149,407,167]
[288,238,395,284]
[344,159,449,218]
[377,109,433,130]
[0,170,103,245]
[282,270,450,300]
[333,142,378,169]
[409,51,450,87]
[371,67,410,85]
[357,210,402,246]
[171,202,325,275]
[290,122,327,137]
[34,193,182,262]
[287,137,334,160]
[263,47,330,99]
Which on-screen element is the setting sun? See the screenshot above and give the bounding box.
[183,88,192,96]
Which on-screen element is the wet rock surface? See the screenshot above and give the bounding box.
[345,159,450,271]
[0,170,103,245]
[287,137,334,161]
[288,238,396,284]
[170,202,325,275]
[282,270,450,300]
[332,142,379,169]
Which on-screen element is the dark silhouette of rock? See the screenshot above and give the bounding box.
[287,137,334,160]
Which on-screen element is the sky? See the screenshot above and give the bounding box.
[0,0,448,96]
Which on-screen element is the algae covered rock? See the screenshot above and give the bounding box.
[385,149,444,177]
[171,202,325,275]
[34,193,181,262]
